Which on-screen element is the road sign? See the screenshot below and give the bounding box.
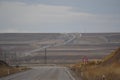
[82,56,88,64]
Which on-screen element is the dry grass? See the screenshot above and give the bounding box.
[103,48,120,63]
[0,66,29,78]
[83,64,120,80]
[71,47,120,80]
[71,62,120,80]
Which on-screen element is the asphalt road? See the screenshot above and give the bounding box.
[25,33,76,56]
[0,66,76,80]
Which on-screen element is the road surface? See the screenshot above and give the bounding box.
[25,33,76,56]
[0,66,76,80]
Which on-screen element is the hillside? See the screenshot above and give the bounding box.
[103,47,120,65]
[71,48,120,80]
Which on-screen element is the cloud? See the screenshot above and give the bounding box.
[0,1,120,33]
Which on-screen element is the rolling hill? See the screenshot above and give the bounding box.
[103,47,120,65]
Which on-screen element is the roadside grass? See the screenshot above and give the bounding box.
[83,63,120,80]
[0,66,29,78]
[71,47,120,80]
[71,62,120,80]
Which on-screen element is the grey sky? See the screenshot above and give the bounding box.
[0,0,120,33]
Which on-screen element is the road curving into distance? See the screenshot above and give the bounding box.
[25,33,76,56]
[0,66,76,80]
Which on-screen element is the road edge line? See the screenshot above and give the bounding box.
[65,68,76,80]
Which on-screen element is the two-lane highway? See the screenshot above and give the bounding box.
[0,66,76,80]
[24,33,76,56]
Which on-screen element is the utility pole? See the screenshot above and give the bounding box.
[15,51,19,67]
[44,48,47,64]
[4,50,7,62]
[14,51,17,66]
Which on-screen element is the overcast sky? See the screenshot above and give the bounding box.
[0,0,120,33]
